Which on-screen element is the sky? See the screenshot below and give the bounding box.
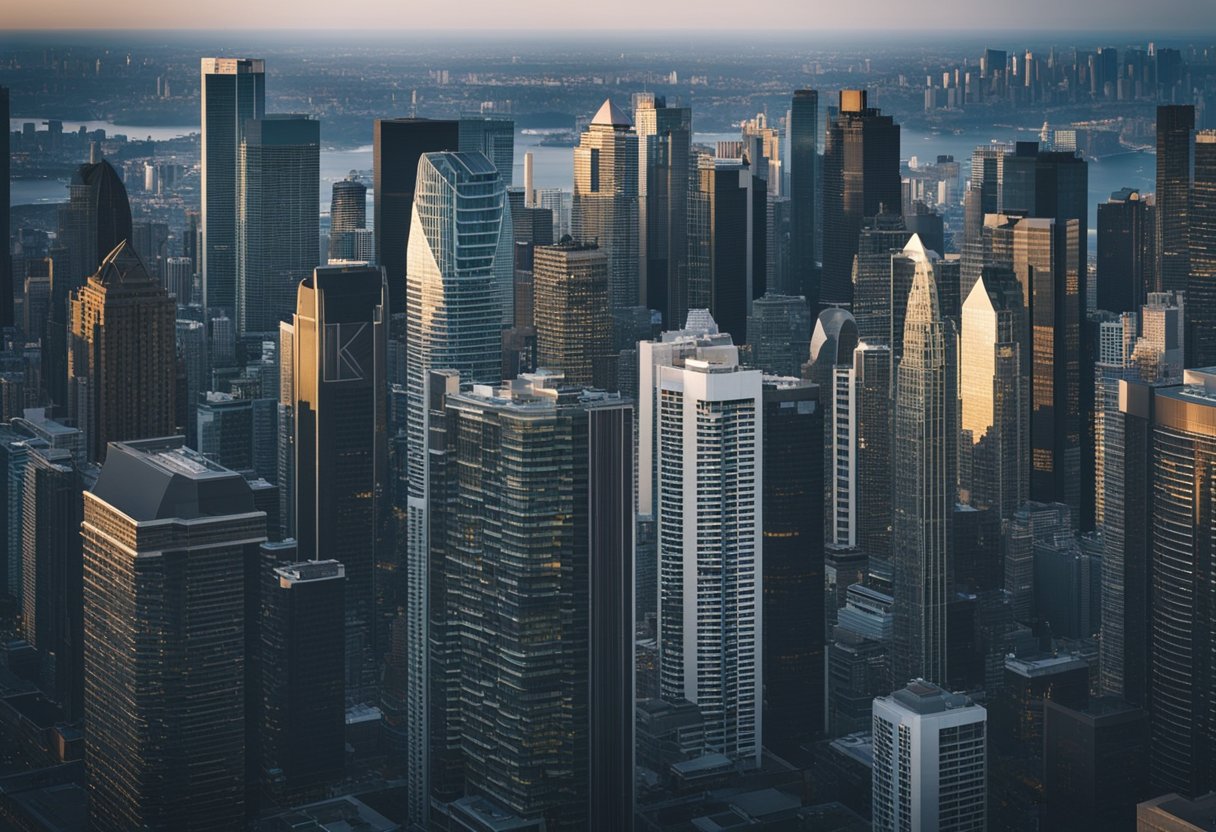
[4,0,1214,33]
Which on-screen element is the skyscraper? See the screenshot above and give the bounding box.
[959,267,1026,519]
[891,238,954,687]
[854,340,893,570]
[1137,369,1216,797]
[822,89,901,306]
[1188,132,1216,366]
[635,94,692,327]
[46,160,133,413]
[197,391,254,471]
[427,373,633,829]
[851,213,912,343]
[762,376,825,754]
[373,117,459,313]
[746,293,812,377]
[84,438,267,832]
[259,554,346,801]
[237,114,320,335]
[67,242,177,463]
[328,175,369,262]
[404,151,511,821]
[292,264,387,694]
[1097,188,1154,314]
[789,89,819,305]
[657,347,763,767]
[201,57,266,318]
[688,154,767,342]
[20,445,83,721]
[1013,216,1083,525]
[1155,105,1194,293]
[532,240,612,387]
[458,114,515,185]
[573,99,640,310]
[872,681,987,832]
[0,86,11,328]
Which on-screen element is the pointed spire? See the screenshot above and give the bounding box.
[95,240,155,286]
[591,98,632,128]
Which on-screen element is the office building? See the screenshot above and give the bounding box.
[20,445,83,721]
[746,293,811,377]
[1097,188,1154,314]
[0,86,10,328]
[959,267,1026,519]
[201,57,266,318]
[1043,698,1148,831]
[427,373,633,830]
[259,555,346,800]
[45,160,133,413]
[688,153,767,342]
[891,238,954,687]
[1156,105,1194,293]
[854,340,893,569]
[67,242,176,463]
[237,114,319,335]
[1189,132,1216,366]
[789,89,819,304]
[851,213,912,344]
[458,114,514,185]
[762,377,825,754]
[328,175,369,263]
[657,348,763,767]
[822,90,901,306]
[404,151,511,820]
[872,681,987,832]
[373,118,459,313]
[532,241,612,387]
[83,438,267,831]
[293,264,386,695]
[635,94,692,327]
[573,99,639,310]
[197,391,254,471]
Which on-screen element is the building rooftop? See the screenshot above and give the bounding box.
[829,732,875,769]
[90,436,256,522]
[591,98,632,128]
[887,679,979,715]
[448,795,540,831]
[1004,653,1090,678]
[1138,792,1216,831]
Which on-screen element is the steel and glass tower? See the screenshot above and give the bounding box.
[1188,132,1216,365]
[328,175,369,262]
[201,57,265,319]
[404,150,512,822]
[533,240,612,387]
[891,237,954,687]
[789,89,819,305]
[292,264,387,695]
[821,90,901,307]
[237,114,319,336]
[573,100,639,310]
[635,94,691,327]
[1155,105,1194,293]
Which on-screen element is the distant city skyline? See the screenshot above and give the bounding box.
[5,1,1214,33]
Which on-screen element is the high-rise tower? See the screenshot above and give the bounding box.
[789,89,819,305]
[237,114,319,336]
[573,100,640,310]
[635,94,692,328]
[1155,105,1194,293]
[891,237,954,687]
[822,90,901,306]
[1188,132,1216,366]
[67,242,177,463]
[201,57,266,319]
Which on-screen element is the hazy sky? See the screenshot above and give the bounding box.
[5,0,1213,32]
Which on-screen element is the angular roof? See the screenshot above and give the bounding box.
[94,240,156,287]
[591,98,632,128]
[91,437,255,522]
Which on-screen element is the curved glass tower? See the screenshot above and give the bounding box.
[404,150,511,823]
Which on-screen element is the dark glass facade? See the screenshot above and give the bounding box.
[789,89,818,305]
[821,90,901,307]
[373,118,459,313]
[293,264,387,692]
[1155,105,1194,294]
[1097,189,1154,315]
[762,378,825,753]
[1189,133,1216,366]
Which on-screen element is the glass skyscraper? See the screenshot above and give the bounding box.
[635,94,692,328]
[404,150,511,823]
[292,263,387,696]
[237,114,319,336]
[789,89,819,305]
[891,238,954,687]
[1155,105,1194,294]
[201,57,265,319]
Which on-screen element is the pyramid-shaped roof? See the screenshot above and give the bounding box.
[591,99,632,128]
[94,240,155,287]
